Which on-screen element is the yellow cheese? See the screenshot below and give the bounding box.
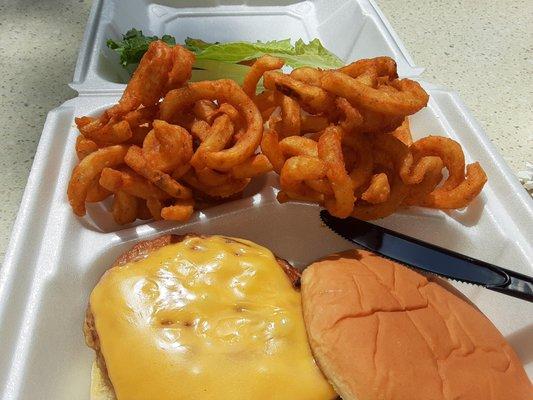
[90,235,336,400]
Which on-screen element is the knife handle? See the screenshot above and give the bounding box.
[488,268,533,302]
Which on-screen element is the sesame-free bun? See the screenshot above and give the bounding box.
[301,250,532,400]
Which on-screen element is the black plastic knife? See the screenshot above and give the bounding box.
[320,210,533,302]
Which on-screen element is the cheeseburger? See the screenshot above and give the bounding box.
[84,234,337,400]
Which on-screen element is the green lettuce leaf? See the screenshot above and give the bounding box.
[106,30,344,84]
[191,59,253,87]
[106,28,176,67]
[189,37,343,69]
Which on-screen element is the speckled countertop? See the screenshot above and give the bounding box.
[0,0,531,260]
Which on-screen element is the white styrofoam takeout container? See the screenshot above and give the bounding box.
[0,1,532,399]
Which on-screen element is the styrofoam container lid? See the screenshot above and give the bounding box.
[70,0,424,93]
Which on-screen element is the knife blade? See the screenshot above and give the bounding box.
[320,210,533,302]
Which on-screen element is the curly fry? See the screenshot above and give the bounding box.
[190,114,234,169]
[99,167,170,200]
[411,136,466,191]
[243,55,285,98]
[338,57,398,79]
[290,67,323,86]
[146,198,163,220]
[76,135,98,160]
[161,199,195,221]
[192,100,218,122]
[301,114,329,133]
[280,156,326,202]
[318,126,355,218]
[263,70,335,113]
[391,117,413,146]
[112,191,138,225]
[183,170,250,198]
[351,173,409,220]
[361,173,390,204]
[403,159,444,206]
[142,120,193,173]
[67,145,129,216]
[417,162,487,209]
[124,146,192,199]
[166,44,195,91]
[231,154,273,179]
[108,41,174,117]
[334,97,363,133]
[343,133,374,193]
[86,179,112,203]
[260,129,286,174]
[320,71,429,116]
[196,167,231,186]
[160,79,263,171]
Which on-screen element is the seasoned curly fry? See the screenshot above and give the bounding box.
[403,159,444,206]
[260,129,285,174]
[160,79,263,171]
[351,173,409,220]
[190,119,211,142]
[243,55,284,98]
[112,191,138,225]
[99,167,170,200]
[338,57,398,79]
[334,97,363,133]
[183,170,250,198]
[124,146,193,199]
[192,100,218,122]
[361,173,390,204]
[279,136,318,158]
[190,114,234,169]
[166,44,195,91]
[68,145,129,216]
[86,179,112,203]
[273,93,301,138]
[343,133,374,193]
[320,71,429,116]
[75,135,99,161]
[411,136,466,191]
[290,67,323,86]
[196,167,231,186]
[231,154,272,179]
[280,156,326,202]
[108,41,174,117]
[391,117,413,146]
[318,126,355,218]
[301,114,329,133]
[146,197,163,220]
[263,70,335,113]
[142,120,193,173]
[161,199,195,221]
[417,162,487,209]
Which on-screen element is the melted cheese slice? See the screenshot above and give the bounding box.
[90,235,336,400]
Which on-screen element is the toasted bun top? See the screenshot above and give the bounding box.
[86,234,336,400]
[301,250,532,400]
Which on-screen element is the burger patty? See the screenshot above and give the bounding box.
[83,233,302,397]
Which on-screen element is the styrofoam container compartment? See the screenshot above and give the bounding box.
[1,1,532,399]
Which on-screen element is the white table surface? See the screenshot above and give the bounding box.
[0,0,530,260]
